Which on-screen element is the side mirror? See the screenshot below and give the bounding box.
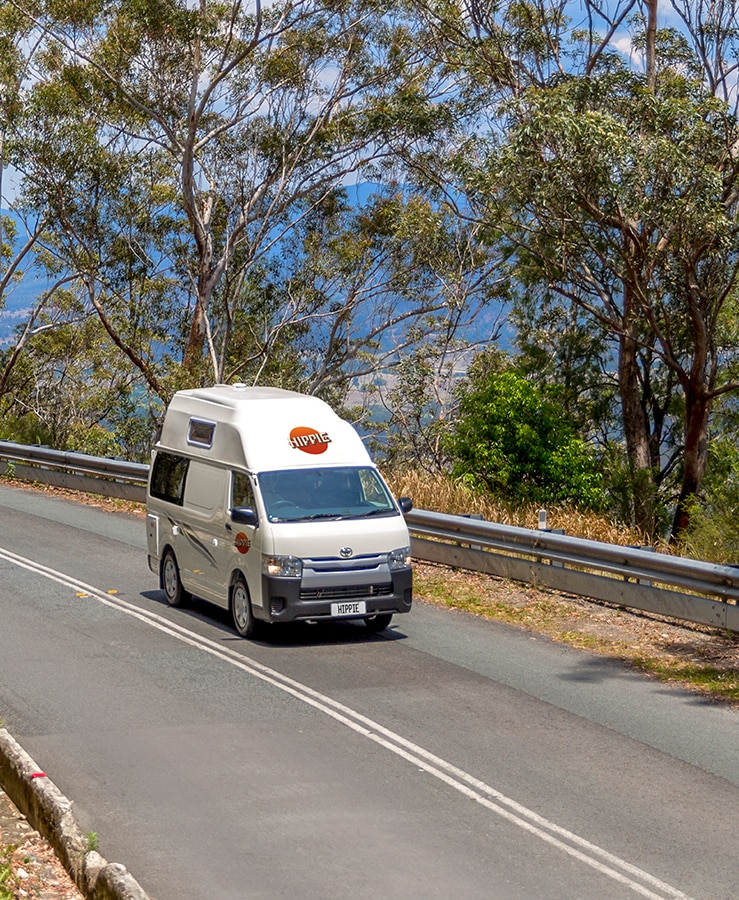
[231,507,258,526]
[398,496,413,514]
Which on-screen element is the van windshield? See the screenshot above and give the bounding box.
[258,466,398,523]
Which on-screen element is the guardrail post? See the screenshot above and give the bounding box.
[461,513,484,551]
[537,509,565,565]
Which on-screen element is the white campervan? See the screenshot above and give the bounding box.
[146,384,413,637]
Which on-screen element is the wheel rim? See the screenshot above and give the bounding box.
[163,556,178,600]
[233,582,250,630]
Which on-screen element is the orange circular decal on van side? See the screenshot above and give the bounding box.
[288,426,331,454]
[235,533,250,554]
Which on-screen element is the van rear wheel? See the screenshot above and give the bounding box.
[162,549,190,608]
[231,575,256,638]
[363,613,392,632]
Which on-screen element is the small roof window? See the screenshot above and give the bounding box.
[188,418,216,448]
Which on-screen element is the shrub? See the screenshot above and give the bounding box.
[446,369,606,509]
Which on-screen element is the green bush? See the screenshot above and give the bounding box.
[446,369,606,509]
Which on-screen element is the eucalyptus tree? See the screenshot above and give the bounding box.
[7,0,450,396]
[0,0,55,370]
[409,1,739,540]
[212,185,504,433]
[497,70,739,538]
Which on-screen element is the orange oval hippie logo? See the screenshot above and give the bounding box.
[235,533,251,554]
[289,426,331,454]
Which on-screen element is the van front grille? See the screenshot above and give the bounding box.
[300,583,393,602]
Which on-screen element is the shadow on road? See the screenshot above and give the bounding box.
[140,589,409,647]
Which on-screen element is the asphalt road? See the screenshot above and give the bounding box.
[0,483,736,900]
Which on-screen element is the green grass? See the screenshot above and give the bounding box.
[0,845,15,900]
[632,658,739,703]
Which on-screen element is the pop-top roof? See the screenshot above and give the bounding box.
[157,384,372,471]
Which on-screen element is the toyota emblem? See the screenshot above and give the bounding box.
[340,547,353,558]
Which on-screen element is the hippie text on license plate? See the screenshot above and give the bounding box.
[331,600,367,617]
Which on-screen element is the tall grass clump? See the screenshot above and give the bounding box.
[388,470,650,548]
[676,497,739,565]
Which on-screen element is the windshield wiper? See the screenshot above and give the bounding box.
[297,512,344,521]
[355,508,394,518]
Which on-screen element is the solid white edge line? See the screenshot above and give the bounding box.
[1,547,693,900]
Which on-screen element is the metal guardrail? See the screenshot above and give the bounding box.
[408,509,739,631]
[0,440,149,503]
[1,440,737,631]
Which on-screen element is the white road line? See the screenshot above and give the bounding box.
[1,546,694,900]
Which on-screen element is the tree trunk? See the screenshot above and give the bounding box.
[671,388,711,541]
[645,0,658,92]
[619,318,656,535]
[183,293,209,375]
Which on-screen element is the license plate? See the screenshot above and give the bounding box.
[331,601,367,617]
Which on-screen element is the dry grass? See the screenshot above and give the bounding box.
[389,471,651,546]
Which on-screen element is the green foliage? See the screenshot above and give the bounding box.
[368,348,454,474]
[0,314,154,459]
[444,12,739,539]
[0,850,13,900]
[678,437,739,563]
[511,290,616,437]
[447,364,606,509]
[0,397,54,446]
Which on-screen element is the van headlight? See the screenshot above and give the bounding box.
[263,555,303,578]
[388,546,411,569]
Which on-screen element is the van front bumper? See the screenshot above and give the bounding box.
[259,566,412,623]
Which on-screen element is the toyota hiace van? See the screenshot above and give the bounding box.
[146,384,412,637]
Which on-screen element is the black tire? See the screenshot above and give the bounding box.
[231,575,256,638]
[363,613,392,633]
[162,549,190,608]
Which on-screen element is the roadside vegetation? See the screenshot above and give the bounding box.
[3,2,739,552]
[0,845,12,900]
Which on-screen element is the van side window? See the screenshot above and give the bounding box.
[188,418,215,448]
[231,471,255,510]
[150,452,189,505]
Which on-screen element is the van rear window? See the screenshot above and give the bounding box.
[150,452,189,505]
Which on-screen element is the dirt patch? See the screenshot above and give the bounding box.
[0,788,83,899]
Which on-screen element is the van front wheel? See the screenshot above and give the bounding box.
[363,613,392,632]
[162,549,190,608]
[231,576,256,638]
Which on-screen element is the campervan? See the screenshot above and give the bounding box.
[146,384,413,637]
